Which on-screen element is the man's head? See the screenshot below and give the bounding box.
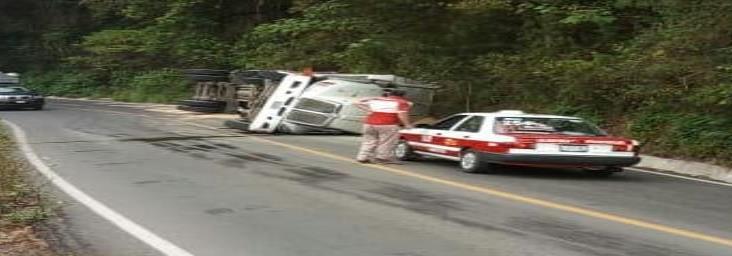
[383,89,406,97]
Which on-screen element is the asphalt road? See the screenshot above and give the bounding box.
[2,98,732,256]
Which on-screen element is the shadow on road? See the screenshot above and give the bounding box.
[415,158,644,181]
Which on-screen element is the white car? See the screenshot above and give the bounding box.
[397,110,641,175]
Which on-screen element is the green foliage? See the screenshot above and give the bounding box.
[5,0,732,165]
[630,111,732,164]
[0,128,52,227]
[111,70,191,103]
[23,71,102,97]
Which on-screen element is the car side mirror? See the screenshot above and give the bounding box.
[415,123,432,129]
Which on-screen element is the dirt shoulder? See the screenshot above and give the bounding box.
[0,124,59,256]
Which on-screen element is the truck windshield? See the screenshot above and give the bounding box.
[494,117,605,136]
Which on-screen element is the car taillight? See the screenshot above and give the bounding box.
[512,142,536,149]
[612,144,632,152]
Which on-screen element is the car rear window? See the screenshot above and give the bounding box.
[494,117,605,136]
[0,87,29,93]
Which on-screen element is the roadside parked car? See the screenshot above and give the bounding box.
[0,72,20,85]
[0,87,45,110]
[397,110,640,175]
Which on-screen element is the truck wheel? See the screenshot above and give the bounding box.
[178,100,226,108]
[177,105,224,113]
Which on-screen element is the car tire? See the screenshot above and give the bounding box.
[460,150,487,173]
[395,140,418,161]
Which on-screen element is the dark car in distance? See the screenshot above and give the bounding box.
[0,87,45,110]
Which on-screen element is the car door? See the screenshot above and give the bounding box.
[414,115,468,158]
[445,116,486,156]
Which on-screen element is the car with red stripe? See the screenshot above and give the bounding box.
[396,110,641,175]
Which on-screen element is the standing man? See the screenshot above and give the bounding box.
[355,89,413,164]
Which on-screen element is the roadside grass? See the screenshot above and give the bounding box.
[0,124,56,256]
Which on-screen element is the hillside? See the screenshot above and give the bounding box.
[1,0,730,165]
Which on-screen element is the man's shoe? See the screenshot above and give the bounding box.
[356,159,372,164]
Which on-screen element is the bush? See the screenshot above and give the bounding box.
[110,69,191,103]
[23,70,102,97]
[0,127,51,227]
[630,111,732,164]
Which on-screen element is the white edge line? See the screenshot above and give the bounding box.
[627,167,732,187]
[2,119,195,256]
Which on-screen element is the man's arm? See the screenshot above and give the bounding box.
[397,112,413,129]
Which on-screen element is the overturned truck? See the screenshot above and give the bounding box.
[180,69,438,134]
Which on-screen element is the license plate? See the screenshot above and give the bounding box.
[560,144,588,152]
[14,101,27,104]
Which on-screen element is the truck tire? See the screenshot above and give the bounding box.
[178,100,226,108]
[177,105,224,113]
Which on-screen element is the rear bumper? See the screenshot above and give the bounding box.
[477,152,641,167]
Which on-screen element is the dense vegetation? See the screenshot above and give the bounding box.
[1,0,731,165]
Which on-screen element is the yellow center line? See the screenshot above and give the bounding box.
[57,102,732,248]
[246,137,732,249]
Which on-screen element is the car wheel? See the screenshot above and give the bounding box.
[460,150,486,173]
[395,141,418,161]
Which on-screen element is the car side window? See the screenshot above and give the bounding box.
[454,116,484,133]
[431,115,468,130]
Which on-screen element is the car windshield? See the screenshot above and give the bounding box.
[494,117,605,136]
[0,87,29,93]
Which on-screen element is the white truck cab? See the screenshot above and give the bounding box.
[232,70,437,134]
